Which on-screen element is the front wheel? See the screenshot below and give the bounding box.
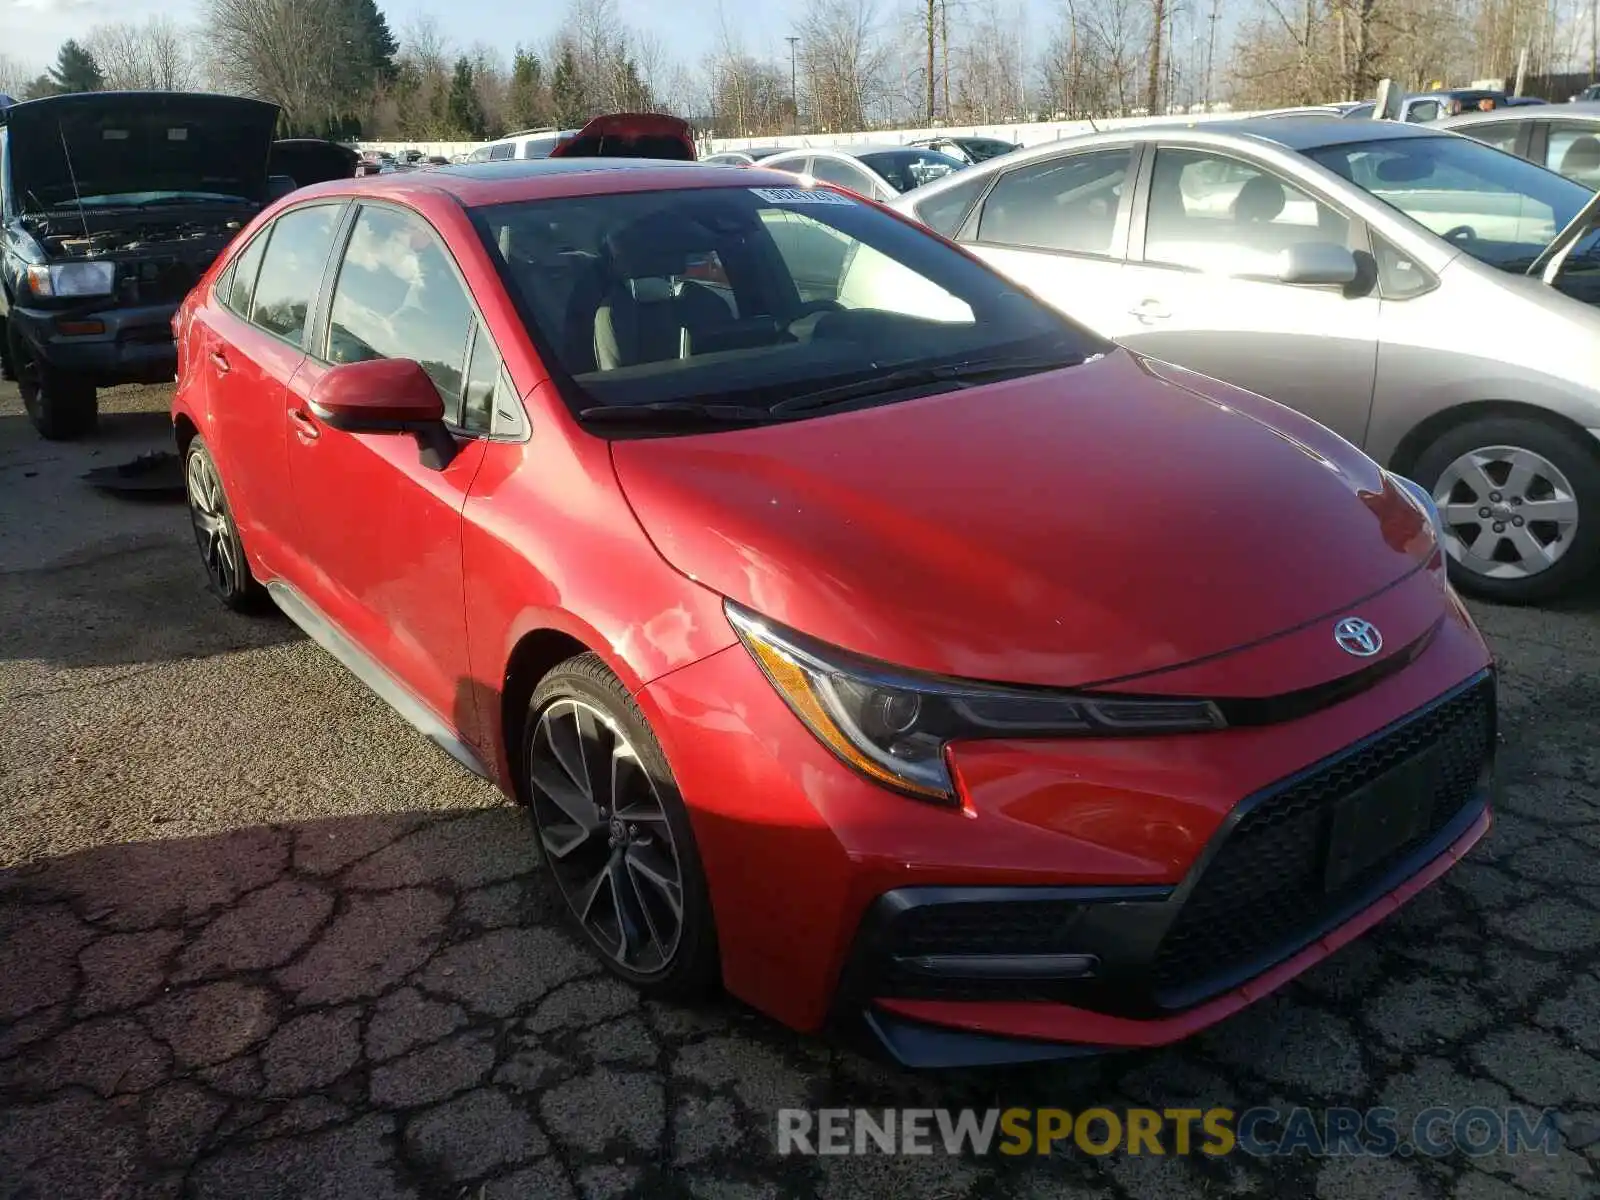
[1412,416,1600,603]
[9,323,96,440]
[523,653,719,1000]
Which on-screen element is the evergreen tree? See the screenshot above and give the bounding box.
[550,46,588,127]
[48,40,103,95]
[447,57,487,138]
[508,47,547,130]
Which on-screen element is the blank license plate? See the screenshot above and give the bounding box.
[1324,748,1438,892]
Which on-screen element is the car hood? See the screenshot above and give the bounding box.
[549,113,697,160]
[610,349,1436,688]
[4,92,281,210]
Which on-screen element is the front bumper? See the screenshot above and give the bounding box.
[10,302,179,386]
[836,672,1494,1066]
[636,583,1496,1065]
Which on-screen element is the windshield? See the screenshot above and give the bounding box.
[1304,135,1599,270]
[858,149,965,192]
[473,184,1100,420]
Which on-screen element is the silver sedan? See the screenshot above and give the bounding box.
[1434,100,1600,189]
[889,117,1600,602]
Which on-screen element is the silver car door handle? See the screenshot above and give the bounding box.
[1129,300,1171,323]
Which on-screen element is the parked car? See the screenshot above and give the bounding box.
[759,145,966,201]
[268,139,361,189]
[172,155,1494,1066]
[892,116,1600,602]
[1343,89,1512,122]
[703,147,799,166]
[548,112,697,160]
[1435,100,1600,188]
[0,90,279,439]
[466,128,579,162]
[906,135,1021,164]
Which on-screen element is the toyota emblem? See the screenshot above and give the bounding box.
[1333,617,1383,657]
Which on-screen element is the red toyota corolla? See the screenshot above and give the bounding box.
[171,156,1495,1068]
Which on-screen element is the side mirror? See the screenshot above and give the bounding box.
[309,357,457,469]
[1278,242,1359,287]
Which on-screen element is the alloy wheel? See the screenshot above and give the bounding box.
[186,451,240,596]
[527,698,686,975]
[1433,444,1579,581]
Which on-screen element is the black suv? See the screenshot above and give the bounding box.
[1,91,280,438]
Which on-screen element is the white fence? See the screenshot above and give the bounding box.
[351,107,1266,162]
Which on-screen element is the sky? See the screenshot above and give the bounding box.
[2,0,833,77]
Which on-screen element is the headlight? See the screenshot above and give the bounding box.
[1387,472,1446,551]
[726,602,1226,804]
[25,261,116,298]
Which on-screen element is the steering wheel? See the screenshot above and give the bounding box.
[1442,224,1478,244]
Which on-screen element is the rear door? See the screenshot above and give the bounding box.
[949,144,1138,340]
[806,155,887,200]
[1111,144,1380,446]
[195,201,346,574]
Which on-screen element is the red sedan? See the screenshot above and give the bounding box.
[171,157,1495,1068]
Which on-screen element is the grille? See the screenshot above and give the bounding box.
[1151,677,1494,1001]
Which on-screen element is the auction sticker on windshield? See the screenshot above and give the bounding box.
[750,187,854,205]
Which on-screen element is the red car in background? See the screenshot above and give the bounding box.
[170,152,1494,1067]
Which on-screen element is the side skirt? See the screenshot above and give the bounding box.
[266,580,493,781]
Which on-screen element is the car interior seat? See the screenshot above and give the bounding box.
[592,217,734,370]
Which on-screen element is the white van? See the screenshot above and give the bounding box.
[464,128,578,162]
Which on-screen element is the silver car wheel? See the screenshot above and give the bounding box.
[1433,444,1580,581]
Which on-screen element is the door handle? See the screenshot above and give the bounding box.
[288,408,321,441]
[208,350,231,374]
[1129,299,1171,324]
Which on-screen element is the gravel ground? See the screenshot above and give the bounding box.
[2,381,1599,1200]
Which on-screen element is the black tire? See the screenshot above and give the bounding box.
[184,436,266,612]
[523,653,720,1001]
[9,321,96,440]
[1411,415,1600,604]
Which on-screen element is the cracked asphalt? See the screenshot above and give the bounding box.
[3,382,1600,1200]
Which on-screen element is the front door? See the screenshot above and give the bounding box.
[1111,145,1381,447]
[283,201,493,737]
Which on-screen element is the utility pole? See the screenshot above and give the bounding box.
[1204,0,1219,111]
[1592,0,1597,82]
[786,36,800,134]
[1514,44,1528,96]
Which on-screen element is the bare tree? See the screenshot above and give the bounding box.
[0,53,38,98]
[797,0,892,130]
[207,0,347,130]
[88,17,199,91]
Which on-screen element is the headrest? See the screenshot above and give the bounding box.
[1561,136,1600,175]
[1233,176,1286,223]
[605,213,699,278]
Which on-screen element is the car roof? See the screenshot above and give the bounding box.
[1109,115,1443,150]
[1437,99,1600,127]
[272,158,814,209]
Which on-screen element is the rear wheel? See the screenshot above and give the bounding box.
[523,654,719,1000]
[1412,416,1600,603]
[184,436,265,611]
[9,322,97,440]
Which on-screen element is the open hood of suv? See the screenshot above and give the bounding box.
[4,91,281,210]
[547,113,697,161]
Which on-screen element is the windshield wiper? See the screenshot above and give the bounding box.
[769,352,1088,415]
[577,401,781,426]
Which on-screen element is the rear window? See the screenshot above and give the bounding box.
[858,149,965,192]
[472,184,1099,421]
